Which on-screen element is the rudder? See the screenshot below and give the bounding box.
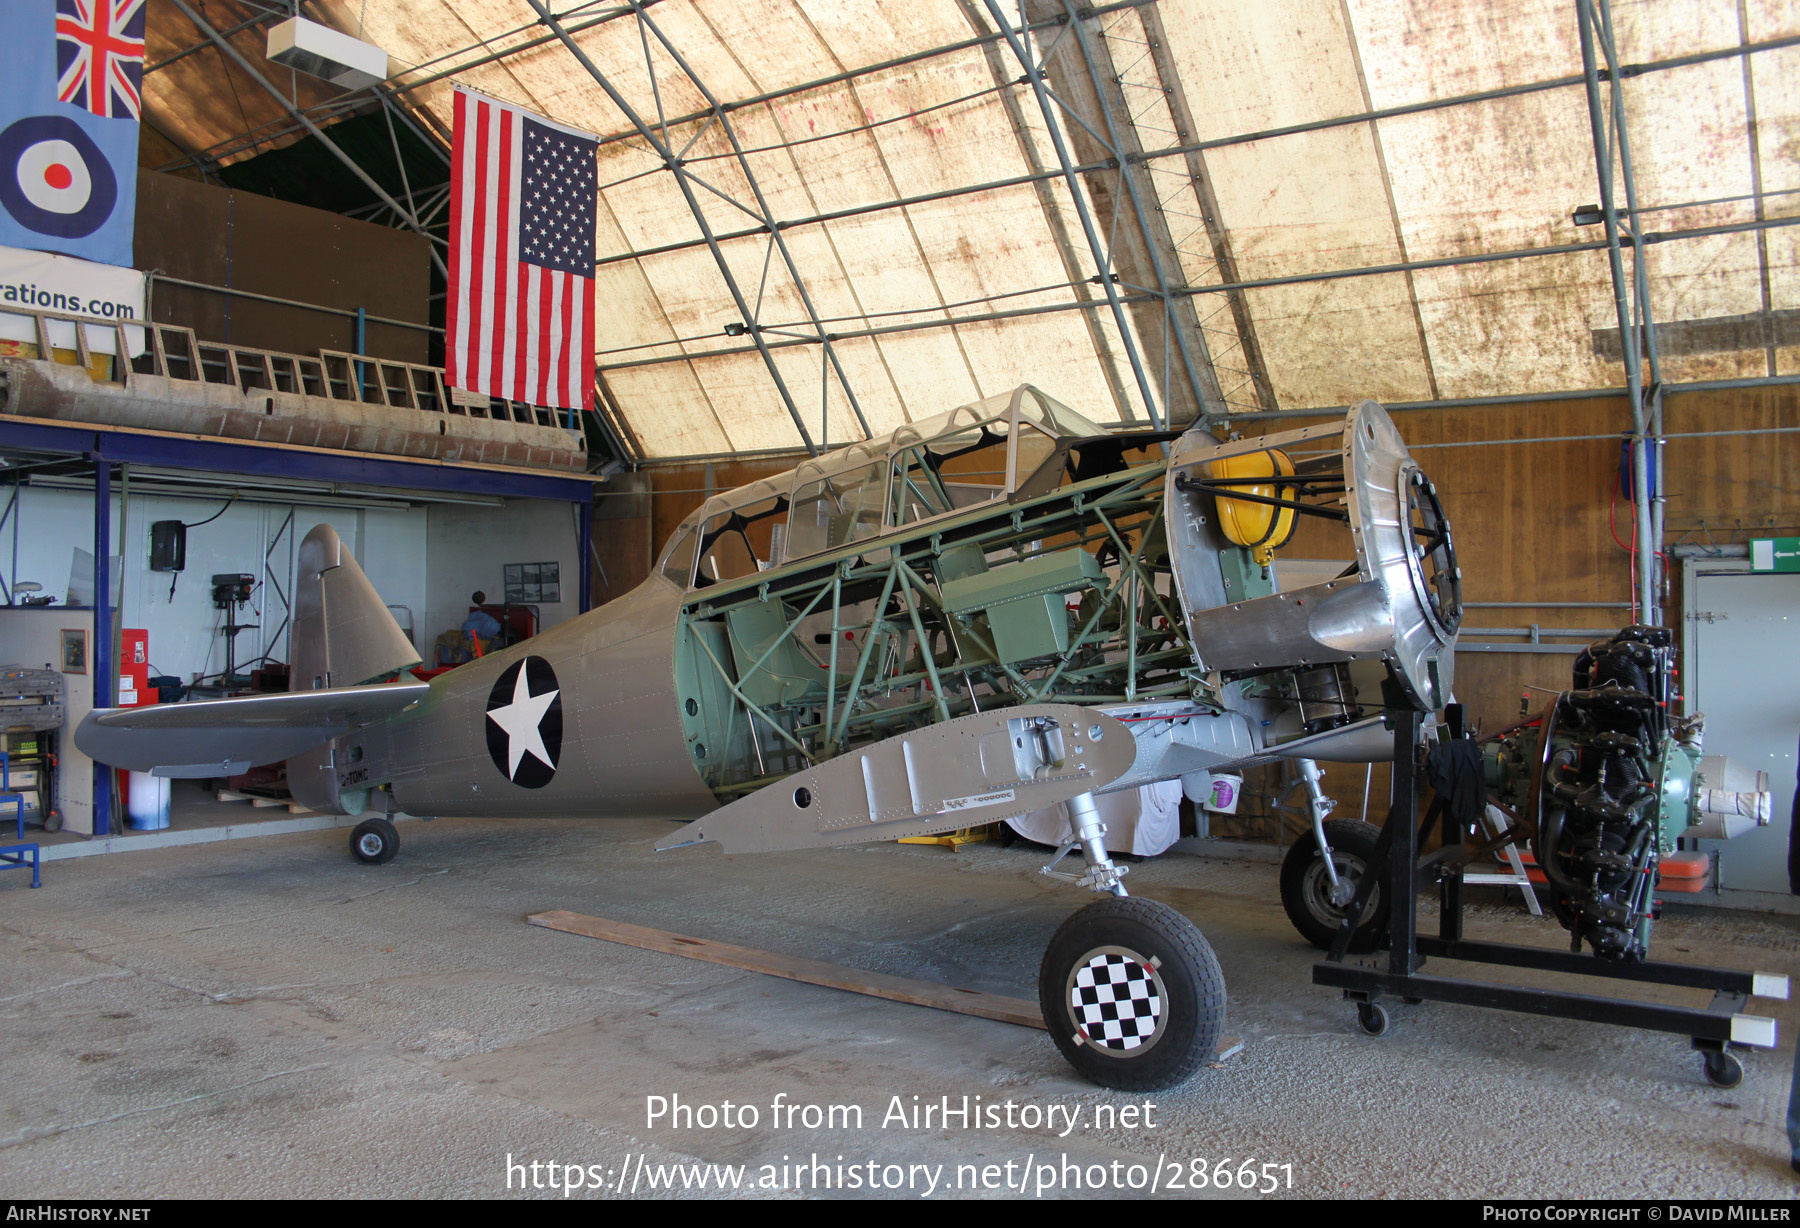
[289,524,420,815]
[292,523,421,690]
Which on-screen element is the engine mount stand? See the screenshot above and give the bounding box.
[1311,706,1788,1085]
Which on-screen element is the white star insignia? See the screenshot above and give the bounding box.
[486,666,560,780]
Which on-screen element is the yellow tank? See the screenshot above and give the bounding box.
[1206,449,1297,566]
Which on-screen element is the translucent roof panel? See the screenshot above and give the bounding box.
[1151,0,1797,410]
[195,0,1799,455]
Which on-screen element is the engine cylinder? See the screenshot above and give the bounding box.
[1295,664,1360,735]
[1535,627,1674,961]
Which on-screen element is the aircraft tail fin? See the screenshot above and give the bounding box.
[292,523,421,691]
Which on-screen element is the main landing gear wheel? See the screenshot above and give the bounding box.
[350,817,399,865]
[1280,818,1390,953]
[1039,897,1226,1092]
[1701,1048,1744,1090]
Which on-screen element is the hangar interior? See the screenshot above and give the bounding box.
[1,0,1798,1200]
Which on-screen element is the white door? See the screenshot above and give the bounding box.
[1686,567,1800,895]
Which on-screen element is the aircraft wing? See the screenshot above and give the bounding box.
[657,703,1136,854]
[76,681,431,777]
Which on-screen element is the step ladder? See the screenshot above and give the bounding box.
[1459,803,1542,915]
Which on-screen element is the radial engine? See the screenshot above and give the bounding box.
[1483,626,1771,961]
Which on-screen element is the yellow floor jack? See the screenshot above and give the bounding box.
[898,827,990,849]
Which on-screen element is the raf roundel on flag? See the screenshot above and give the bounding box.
[0,115,117,239]
[0,0,139,266]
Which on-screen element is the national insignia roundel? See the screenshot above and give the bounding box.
[484,656,562,789]
[0,115,116,239]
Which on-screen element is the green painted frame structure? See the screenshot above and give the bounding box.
[672,454,1225,800]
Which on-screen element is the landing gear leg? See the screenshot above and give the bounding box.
[1066,790,1127,896]
[1038,792,1226,1090]
[1280,756,1390,952]
[1296,759,1341,897]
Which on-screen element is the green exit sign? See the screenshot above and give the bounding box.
[1750,537,1800,572]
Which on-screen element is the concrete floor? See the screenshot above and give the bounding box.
[1,815,1796,1200]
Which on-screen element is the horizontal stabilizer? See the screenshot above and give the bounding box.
[657,704,1135,854]
[76,681,430,777]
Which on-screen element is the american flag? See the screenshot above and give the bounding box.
[55,0,146,121]
[447,88,597,414]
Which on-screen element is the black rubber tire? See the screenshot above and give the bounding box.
[1280,818,1390,953]
[1701,1049,1743,1090]
[350,817,399,865]
[1357,1001,1390,1036]
[1039,897,1226,1092]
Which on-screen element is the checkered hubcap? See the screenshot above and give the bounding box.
[1068,946,1165,1054]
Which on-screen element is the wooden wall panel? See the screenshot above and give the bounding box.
[591,510,652,609]
[135,172,430,364]
[1661,386,1800,535]
[649,459,798,563]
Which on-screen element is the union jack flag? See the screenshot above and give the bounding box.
[55,0,147,122]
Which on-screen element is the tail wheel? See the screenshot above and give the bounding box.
[350,817,399,865]
[1039,897,1225,1091]
[1280,818,1390,953]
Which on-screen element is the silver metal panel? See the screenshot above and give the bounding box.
[1099,705,1395,796]
[1098,702,1257,793]
[1184,580,1382,672]
[1250,715,1398,765]
[656,705,1135,854]
[1271,558,1355,590]
[1167,400,1456,709]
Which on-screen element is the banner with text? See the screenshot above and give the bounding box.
[0,242,145,356]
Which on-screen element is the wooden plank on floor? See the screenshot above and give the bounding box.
[528,909,1045,1029]
[218,789,309,814]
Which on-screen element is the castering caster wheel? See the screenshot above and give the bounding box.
[1701,1048,1743,1090]
[350,817,399,865]
[1040,897,1226,1092]
[1356,1001,1389,1037]
[1279,819,1390,953]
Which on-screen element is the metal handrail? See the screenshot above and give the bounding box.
[0,303,575,431]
